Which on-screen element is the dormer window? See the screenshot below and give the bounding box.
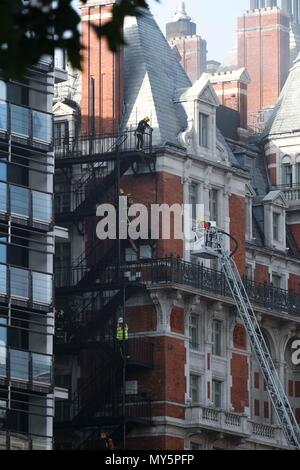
[199,113,208,148]
[262,191,287,251]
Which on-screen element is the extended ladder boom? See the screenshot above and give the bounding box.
[200,228,300,449]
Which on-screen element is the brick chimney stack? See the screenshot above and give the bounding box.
[81,0,124,136]
[237,5,290,130]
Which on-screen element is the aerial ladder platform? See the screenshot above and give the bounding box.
[192,223,300,450]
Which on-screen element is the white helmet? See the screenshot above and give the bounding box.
[118,317,124,323]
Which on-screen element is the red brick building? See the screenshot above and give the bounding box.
[53,0,300,451]
[237,5,290,131]
[166,2,207,83]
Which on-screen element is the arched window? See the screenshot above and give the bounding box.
[282,155,293,187]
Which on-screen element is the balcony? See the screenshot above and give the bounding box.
[0,430,52,450]
[54,129,153,164]
[273,184,300,203]
[0,347,53,389]
[56,258,300,317]
[186,406,287,448]
[0,100,52,147]
[0,181,53,227]
[0,263,53,307]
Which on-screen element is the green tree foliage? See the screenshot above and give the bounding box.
[0,0,159,79]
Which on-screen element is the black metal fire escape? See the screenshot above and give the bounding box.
[54,130,156,449]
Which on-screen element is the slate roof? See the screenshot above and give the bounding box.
[123,9,244,170]
[263,52,300,137]
[123,11,191,146]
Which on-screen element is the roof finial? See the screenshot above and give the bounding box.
[173,1,191,21]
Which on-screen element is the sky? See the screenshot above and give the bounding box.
[75,1,250,63]
[148,0,249,62]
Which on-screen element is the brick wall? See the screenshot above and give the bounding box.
[237,9,290,127]
[254,263,270,284]
[289,225,300,251]
[288,274,300,294]
[231,353,249,413]
[121,172,184,257]
[81,2,124,135]
[233,324,247,350]
[127,336,186,404]
[169,36,207,83]
[170,307,185,334]
[126,305,157,332]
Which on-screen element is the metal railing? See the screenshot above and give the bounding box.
[0,263,53,306]
[0,430,52,450]
[54,129,152,160]
[55,257,300,316]
[273,184,300,202]
[0,180,53,224]
[0,347,53,387]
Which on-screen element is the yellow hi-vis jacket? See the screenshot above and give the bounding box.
[116,325,128,341]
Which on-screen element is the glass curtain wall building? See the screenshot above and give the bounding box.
[0,58,55,450]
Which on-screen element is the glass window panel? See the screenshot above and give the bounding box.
[0,102,7,130]
[0,183,7,212]
[272,274,281,289]
[190,374,200,404]
[10,267,29,299]
[32,353,52,384]
[212,320,222,357]
[54,121,68,147]
[0,264,7,295]
[189,183,198,221]
[32,111,52,143]
[32,272,52,304]
[282,165,293,186]
[10,349,29,381]
[209,189,218,223]
[0,400,6,420]
[0,162,6,180]
[0,237,7,264]
[32,191,52,222]
[11,105,29,136]
[273,213,280,242]
[8,82,28,107]
[10,185,29,217]
[212,380,222,408]
[0,347,6,378]
[189,314,199,350]
[0,318,7,378]
[199,113,208,148]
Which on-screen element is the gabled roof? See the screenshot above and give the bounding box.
[122,10,191,146]
[262,191,288,208]
[53,101,77,116]
[264,52,300,137]
[179,75,219,106]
